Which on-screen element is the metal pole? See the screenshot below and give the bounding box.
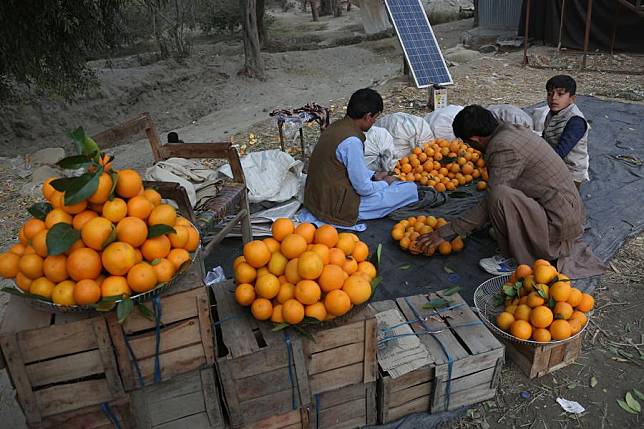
[557,0,567,50]
[523,0,531,65]
[582,0,593,69]
[610,1,621,55]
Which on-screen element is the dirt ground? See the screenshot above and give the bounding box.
[0,5,642,428]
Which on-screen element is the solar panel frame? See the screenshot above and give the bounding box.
[385,0,454,88]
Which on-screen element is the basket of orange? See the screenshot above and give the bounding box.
[0,128,200,318]
[233,218,380,327]
[390,215,465,256]
[474,259,594,346]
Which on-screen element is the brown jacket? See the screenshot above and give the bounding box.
[304,117,365,226]
[450,124,584,244]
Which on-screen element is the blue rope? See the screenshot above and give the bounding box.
[122,327,145,388]
[378,321,483,345]
[282,331,298,410]
[403,297,454,411]
[379,303,467,334]
[100,402,123,429]
[213,314,244,326]
[315,393,320,429]
[152,295,162,384]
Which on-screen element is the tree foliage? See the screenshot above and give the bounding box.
[0,0,122,99]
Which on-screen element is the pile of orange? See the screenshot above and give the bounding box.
[496,260,594,343]
[390,215,464,256]
[393,139,488,192]
[0,168,199,306]
[233,219,377,325]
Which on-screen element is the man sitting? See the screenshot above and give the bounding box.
[301,88,418,227]
[418,105,604,278]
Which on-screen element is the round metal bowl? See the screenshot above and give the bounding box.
[473,274,590,347]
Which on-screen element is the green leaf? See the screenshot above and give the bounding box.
[28,202,52,220]
[271,323,289,332]
[442,286,461,296]
[448,191,472,199]
[46,223,81,256]
[633,389,644,401]
[117,299,134,324]
[617,399,639,414]
[502,284,516,297]
[108,170,119,200]
[137,303,155,322]
[56,154,93,169]
[150,258,162,266]
[590,376,598,388]
[376,243,382,268]
[548,297,556,308]
[625,392,641,413]
[567,383,576,389]
[371,276,382,294]
[148,224,176,238]
[443,265,454,274]
[537,288,548,299]
[91,301,117,312]
[399,264,411,270]
[1,287,53,302]
[101,227,117,249]
[423,298,449,310]
[293,325,314,341]
[64,169,102,205]
[69,127,101,159]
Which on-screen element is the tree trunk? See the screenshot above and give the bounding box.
[257,0,267,48]
[311,0,320,21]
[320,0,332,16]
[241,0,265,79]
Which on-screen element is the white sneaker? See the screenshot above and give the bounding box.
[479,254,517,276]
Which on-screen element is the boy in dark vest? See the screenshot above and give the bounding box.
[301,88,418,227]
[542,75,589,189]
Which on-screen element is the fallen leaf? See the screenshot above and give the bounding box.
[590,376,598,388]
[617,399,639,414]
[633,388,644,401]
[443,265,454,274]
[625,392,641,413]
[400,264,411,270]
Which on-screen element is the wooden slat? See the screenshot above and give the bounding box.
[141,370,203,401]
[387,395,431,423]
[226,346,289,379]
[123,288,203,334]
[363,316,377,383]
[309,362,364,395]
[130,388,152,429]
[35,398,133,429]
[306,321,364,354]
[196,294,215,366]
[388,381,432,409]
[0,335,41,423]
[366,382,377,426]
[307,342,364,375]
[236,366,294,402]
[242,409,302,429]
[448,348,504,379]
[17,319,96,364]
[200,368,225,429]
[155,412,212,429]
[238,388,302,426]
[25,350,103,388]
[93,318,124,397]
[128,318,202,360]
[317,382,368,409]
[388,366,434,393]
[290,333,312,418]
[212,280,260,358]
[318,397,365,429]
[36,379,112,418]
[216,359,242,426]
[149,391,206,426]
[138,343,206,384]
[105,315,136,392]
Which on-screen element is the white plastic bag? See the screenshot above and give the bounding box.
[532,106,550,134]
[424,105,464,140]
[487,104,534,129]
[364,126,396,172]
[375,112,434,160]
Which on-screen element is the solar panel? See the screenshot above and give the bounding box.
[385,0,453,88]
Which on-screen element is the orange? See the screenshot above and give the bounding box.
[336,233,356,256]
[153,258,176,283]
[235,262,257,284]
[148,204,177,226]
[549,281,571,302]
[570,310,588,326]
[451,236,464,252]
[81,217,114,250]
[51,193,88,215]
[127,195,154,220]
[102,242,137,275]
[277,283,295,304]
[23,218,46,241]
[127,262,158,293]
[496,311,515,331]
[342,257,358,275]
[294,280,321,305]
[532,328,552,342]
[0,252,20,278]
[305,302,327,321]
[513,304,531,322]
[553,301,573,320]
[15,272,32,291]
[568,318,583,335]
[534,264,558,284]
[141,236,171,261]
[167,248,190,270]
[522,275,536,291]
[184,226,200,251]
[72,210,98,230]
[255,273,280,299]
[530,306,553,328]
[271,218,295,241]
[297,251,323,280]
[101,275,131,298]
[45,208,73,229]
[533,259,551,268]
[278,275,288,284]
[310,244,330,265]
[282,299,305,324]
[262,237,280,253]
[526,291,545,308]
[549,319,572,340]
[328,248,346,266]
[233,255,246,269]
[43,255,68,283]
[8,243,26,256]
[295,223,316,244]
[42,177,57,200]
[324,290,351,316]
[66,248,101,281]
[566,287,583,307]
[268,251,288,276]
[115,169,143,198]
[175,216,190,227]
[52,280,76,305]
[476,181,487,191]
[73,280,101,304]
[116,217,148,248]
[103,198,128,223]
[142,188,162,206]
[285,258,302,284]
[576,293,594,312]
[235,283,256,306]
[31,229,49,258]
[391,227,404,241]
[19,254,44,279]
[357,261,377,280]
[515,264,533,279]
[510,320,532,340]
[242,240,271,268]
[314,225,338,248]
[342,275,372,305]
[280,234,308,259]
[318,264,345,293]
[168,225,189,249]
[30,277,55,299]
[88,173,113,204]
[271,304,285,323]
[251,298,273,321]
[535,283,549,299]
[88,202,104,213]
[438,241,452,256]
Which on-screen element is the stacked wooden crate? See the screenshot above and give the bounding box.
[501,335,582,379]
[372,290,505,424]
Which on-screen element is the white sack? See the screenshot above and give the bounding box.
[364,126,396,172]
[219,149,304,204]
[359,0,392,34]
[532,106,550,134]
[145,157,220,207]
[424,105,463,140]
[487,104,534,129]
[375,112,434,160]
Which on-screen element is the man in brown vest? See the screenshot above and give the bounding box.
[418,105,605,279]
[301,88,418,227]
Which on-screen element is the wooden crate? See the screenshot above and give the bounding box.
[501,334,582,379]
[371,290,504,422]
[0,298,133,428]
[312,382,376,429]
[129,367,225,429]
[107,259,215,391]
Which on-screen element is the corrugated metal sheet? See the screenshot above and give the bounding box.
[478,0,523,28]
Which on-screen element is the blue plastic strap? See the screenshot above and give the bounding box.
[100,402,123,429]
[282,331,298,410]
[152,295,162,384]
[315,393,320,429]
[378,320,483,346]
[122,327,145,388]
[213,314,243,326]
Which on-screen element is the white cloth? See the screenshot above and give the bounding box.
[364,126,396,172]
[145,158,219,207]
[375,113,434,160]
[487,104,534,129]
[424,105,464,140]
[359,0,392,34]
[532,106,550,133]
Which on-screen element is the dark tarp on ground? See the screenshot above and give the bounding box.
[519,0,644,53]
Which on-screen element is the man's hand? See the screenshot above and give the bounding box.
[384,175,398,185]
[417,230,444,255]
[373,171,388,181]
